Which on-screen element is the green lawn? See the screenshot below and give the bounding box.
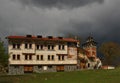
[0,69,120,83]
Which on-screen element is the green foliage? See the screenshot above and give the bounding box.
[1,69,120,83]
[99,42,120,66]
[0,40,8,67]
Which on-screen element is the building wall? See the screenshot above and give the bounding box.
[8,42,77,65]
[83,46,97,58]
[7,35,90,74]
[68,47,77,60]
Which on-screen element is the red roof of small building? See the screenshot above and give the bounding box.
[7,35,79,43]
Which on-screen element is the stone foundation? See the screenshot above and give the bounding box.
[9,65,77,75]
[33,65,56,73]
[8,65,24,75]
[64,65,77,71]
[33,65,77,73]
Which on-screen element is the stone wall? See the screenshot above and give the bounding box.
[33,65,77,73]
[9,65,77,75]
[8,65,24,75]
[64,65,77,71]
[33,65,56,73]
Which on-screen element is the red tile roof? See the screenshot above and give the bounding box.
[7,36,79,43]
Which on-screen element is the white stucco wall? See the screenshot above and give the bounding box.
[8,40,77,65]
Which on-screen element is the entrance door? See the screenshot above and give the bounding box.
[24,65,33,73]
[56,65,64,71]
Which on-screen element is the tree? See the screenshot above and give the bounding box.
[99,42,120,66]
[0,39,8,67]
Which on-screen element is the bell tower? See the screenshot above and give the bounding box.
[82,36,97,59]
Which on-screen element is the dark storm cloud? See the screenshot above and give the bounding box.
[59,0,120,43]
[17,0,104,9]
[0,0,120,45]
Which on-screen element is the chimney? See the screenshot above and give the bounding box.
[47,36,53,39]
[26,35,32,38]
[58,37,63,39]
[37,35,42,38]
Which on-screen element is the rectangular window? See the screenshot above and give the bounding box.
[13,55,16,60]
[37,55,43,60]
[58,56,61,60]
[52,45,54,50]
[48,55,50,60]
[36,45,39,50]
[41,45,43,50]
[41,55,43,60]
[25,55,28,60]
[58,45,65,50]
[36,45,43,50]
[62,45,65,50]
[48,45,50,50]
[37,55,39,60]
[17,55,20,60]
[62,56,64,60]
[25,44,28,49]
[48,45,54,50]
[58,56,64,61]
[25,43,32,49]
[12,44,21,49]
[59,45,61,50]
[29,55,32,60]
[17,44,20,49]
[29,44,32,49]
[13,44,16,49]
[52,55,54,60]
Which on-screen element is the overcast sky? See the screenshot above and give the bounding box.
[0,0,120,44]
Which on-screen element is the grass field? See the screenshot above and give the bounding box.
[0,69,120,83]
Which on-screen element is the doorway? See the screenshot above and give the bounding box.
[24,65,33,73]
[56,65,64,72]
